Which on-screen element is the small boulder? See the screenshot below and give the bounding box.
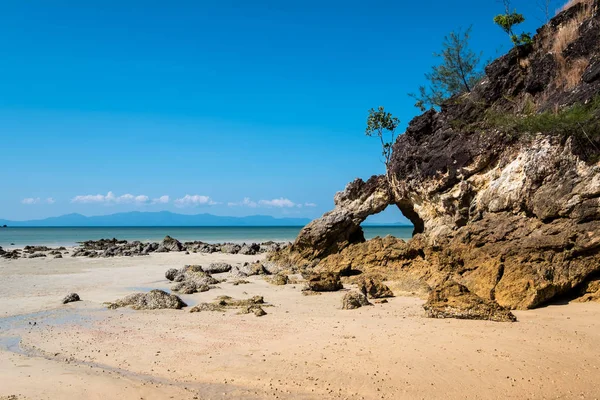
[269,273,288,286]
[62,293,81,304]
[161,236,184,252]
[305,272,343,292]
[204,262,232,274]
[189,302,226,313]
[341,291,371,310]
[423,280,517,322]
[238,304,267,317]
[239,243,260,255]
[220,243,241,254]
[358,278,394,299]
[165,268,179,281]
[106,290,187,310]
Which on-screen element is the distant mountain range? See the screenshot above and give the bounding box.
[0,211,312,227]
[0,211,410,228]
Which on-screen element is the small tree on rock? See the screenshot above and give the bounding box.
[409,27,483,111]
[494,0,533,46]
[366,106,400,176]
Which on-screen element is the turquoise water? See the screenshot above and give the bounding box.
[0,226,414,247]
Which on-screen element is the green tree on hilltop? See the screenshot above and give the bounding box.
[365,106,400,174]
[494,0,533,46]
[409,27,483,111]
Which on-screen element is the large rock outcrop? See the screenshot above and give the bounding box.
[271,1,600,311]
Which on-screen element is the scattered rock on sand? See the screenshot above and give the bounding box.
[28,253,46,258]
[189,295,267,316]
[161,236,184,252]
[189,302,226,313]
[358,278,394,299]
[304,272,343,292]
[341,291,371,310]
[220,243,241,254]
[423,281,517,322]
[269,273,288,285]
[238,304,267,316]
[171,281,210,294]
[62,293,81,304]
[215,295,264,307]
[105,290,187,310]
[239,243,260,255]
[165,268,179,281]
[238,262,270,276]
[204,262,232,273]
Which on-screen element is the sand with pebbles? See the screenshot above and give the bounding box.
[1,251,600,399]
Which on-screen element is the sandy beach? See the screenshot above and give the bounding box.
[0,251,598,400]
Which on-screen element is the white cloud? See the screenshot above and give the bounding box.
[258,198,296,208]
[21,198,39,205]
[152,195,170,204]
[21,197,55,205]
[71,191,151,205]
[228,197,258,207]
[228,197,316,209]
[174,194,217,207]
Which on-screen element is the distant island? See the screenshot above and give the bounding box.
[0,211,314,227]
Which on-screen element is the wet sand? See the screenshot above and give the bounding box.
[1,251,600,399]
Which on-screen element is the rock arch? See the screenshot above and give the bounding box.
[290,175,424,261]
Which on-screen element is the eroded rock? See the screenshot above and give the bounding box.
[62,293,81,304]
[106,290,186,310]
[204,262,232,273]
[358,278,394,299]
[341,291,371,310]
[269,2,600,310]
[304,272,343,292]
[269,273,288,285]
[424,281,517,322]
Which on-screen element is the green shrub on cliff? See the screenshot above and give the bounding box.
[494,0,533,46]
[486,97,600,153]
[365,106,400,172]
[409,26,483,111]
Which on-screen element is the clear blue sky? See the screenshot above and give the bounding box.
[0,0,557,223]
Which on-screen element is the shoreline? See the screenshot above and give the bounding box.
[0,226,414,248]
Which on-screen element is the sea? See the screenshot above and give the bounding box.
[0,226,414,248]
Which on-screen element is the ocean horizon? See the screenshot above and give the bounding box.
[0,225,414,247]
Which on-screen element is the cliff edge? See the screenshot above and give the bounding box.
[271,0,600,312]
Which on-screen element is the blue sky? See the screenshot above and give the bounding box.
[0,0,559,223]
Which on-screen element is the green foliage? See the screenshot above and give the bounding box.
[409,27,483,111]
[365,106,400,169]
[494,1,533,46]
[486,97,600,140]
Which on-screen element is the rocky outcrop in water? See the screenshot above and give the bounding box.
[270,1,600,315]
[68,237,287,258]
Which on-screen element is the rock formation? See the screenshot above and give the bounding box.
[341,291,372,310]
[106,290,187,310]
[423,281,517,322]
[270,1,600,314]
[62,293,81,304]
